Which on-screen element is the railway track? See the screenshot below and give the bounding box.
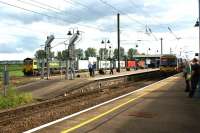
[0,76,167,133]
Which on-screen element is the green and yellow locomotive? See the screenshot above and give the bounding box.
[23,58,60,76]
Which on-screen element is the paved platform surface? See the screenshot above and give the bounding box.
[17,68,158,100]
[32,74,200,133]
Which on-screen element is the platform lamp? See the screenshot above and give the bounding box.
[66,29,80,80]
[194,0,200,61]
[101,39,110,72]
[147,48,151,55]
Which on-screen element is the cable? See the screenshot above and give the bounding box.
[26,0,82,21]
[63,0,102,15]
[147,27,158,41]
[168,27,181,40]
[28,0,62,12]
[0,1,104,31]
[99,0,145,26]
[17,0,53,12]
[98,0,160,41]
[128,0,165,27]
[34,0,116,32]
[0,1,56,20]
[17,0,82,25]
[51,41,67,48]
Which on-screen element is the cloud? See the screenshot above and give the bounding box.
[0,0,165,26]
[0,36,41,53]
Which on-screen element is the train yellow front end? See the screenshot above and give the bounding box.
[160,55,178,75]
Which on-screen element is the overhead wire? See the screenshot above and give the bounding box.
[17,0,54,12]
[0,1,104,31]
[25,0,82,21]
[29,0,112,31]
[98,0,160,42]
[99,0,145,26]
[28,0,62,12]
[62,0,117,33]
[17,0,82,25]
[63,0,102,15]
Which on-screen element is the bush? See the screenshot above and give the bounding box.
[0,87,33,109]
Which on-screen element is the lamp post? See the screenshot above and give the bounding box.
[65,28,80,80]
[147,48,151,55]
[156,50,159,54]
[101,39,110,72]
[108,45,113,70]
[194,0,200,61]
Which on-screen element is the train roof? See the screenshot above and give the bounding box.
[132,54,160,58]
[24,58,33,61]
[160,54,176,58]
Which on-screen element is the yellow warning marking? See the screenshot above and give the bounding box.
[61,92,148,133]
[61,77,174,133]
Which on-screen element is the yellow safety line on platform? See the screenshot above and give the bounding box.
[61,91,149,133]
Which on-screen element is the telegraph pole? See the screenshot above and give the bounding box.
[160,38,163,55]
[199,0,200,61]
[117,13,120,72]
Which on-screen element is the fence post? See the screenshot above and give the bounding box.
[3,64,9,97]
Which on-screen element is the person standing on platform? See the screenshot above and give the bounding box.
[92,62,96,77]
[189,58,200,98]
[183,61,191,92]
[110,67,114,75]
[88,62,93,77]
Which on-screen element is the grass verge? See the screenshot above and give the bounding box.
[0,87,33,109]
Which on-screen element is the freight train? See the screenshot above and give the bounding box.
[22,58,150,76]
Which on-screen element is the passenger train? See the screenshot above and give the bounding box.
[159,54,183,75]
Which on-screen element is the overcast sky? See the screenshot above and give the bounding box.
[0,0,198,60]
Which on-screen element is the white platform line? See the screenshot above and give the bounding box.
[23,75,173,133]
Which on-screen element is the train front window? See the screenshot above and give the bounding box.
[160,59,168,66]
[168,61,177,66]
[160,58,176,66]
[24,60,32,65]
[160,61,168,66]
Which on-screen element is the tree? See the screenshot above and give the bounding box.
[128,48,138,60]
[99,48,108,60]
[35,50,46,59]
[85,48,96,59]
[113,47,125,60]
[62,49,69,60]
[56,51,63,61]
[76,48,84,59]
[49,51,55,59]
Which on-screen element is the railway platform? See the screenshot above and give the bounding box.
[26,74,200,133]
[17,68,159,100]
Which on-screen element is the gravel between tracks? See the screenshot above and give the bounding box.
[0,79,161,133]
